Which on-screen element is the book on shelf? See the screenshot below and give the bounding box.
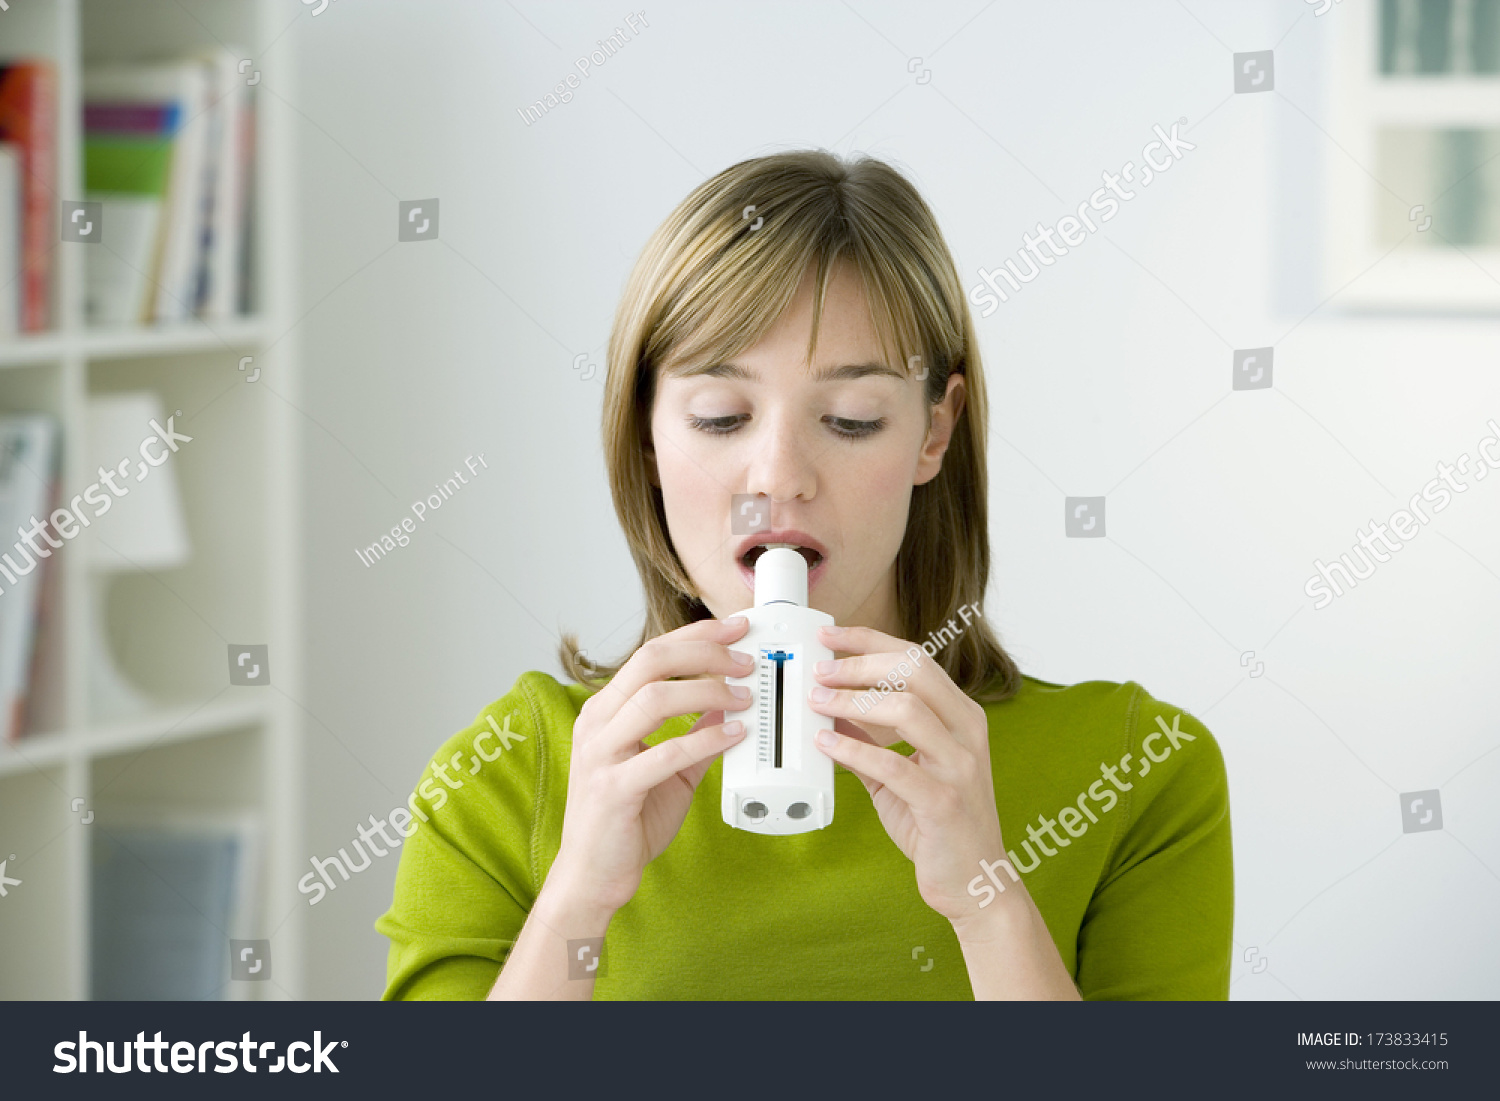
[197,48,252,320]
[0,142,19,336]
[0,61,57,334]
[0,414,58,743]
[90,808,263,1001]
[83,48,254,327]
[237,91,257,316]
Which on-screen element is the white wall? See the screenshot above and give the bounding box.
[290,0,1500,998]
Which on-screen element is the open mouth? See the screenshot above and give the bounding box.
[741,542,824,571]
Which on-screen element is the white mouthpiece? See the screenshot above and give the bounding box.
[754,546,808,608]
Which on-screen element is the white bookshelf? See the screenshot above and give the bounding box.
[0,0,301,999]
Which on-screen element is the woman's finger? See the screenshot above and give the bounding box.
[815,627,985,752]
[812,649,921,690]
[589,677,751,761]
[817,623,906,655]
[616,715,746,793]
[807,685,961,770]
[577,618,751,735]
[812,727,938,807]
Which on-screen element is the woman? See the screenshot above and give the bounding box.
[376,149,1233,1000]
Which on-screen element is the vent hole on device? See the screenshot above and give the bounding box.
[787,802,811,820]
[743,801,768,820]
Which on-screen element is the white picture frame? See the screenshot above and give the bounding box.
[1323,0,1500,309]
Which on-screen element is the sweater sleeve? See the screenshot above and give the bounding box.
[1073,685,1234,1000]
[375,675,552,1000]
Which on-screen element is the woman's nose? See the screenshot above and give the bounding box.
[743,421,816,504]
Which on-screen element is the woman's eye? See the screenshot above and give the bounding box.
[685,414,886,438]
[825,416,886,439]
[686,414,746,435]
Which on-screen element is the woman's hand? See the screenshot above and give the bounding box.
[550,616,753,916]
[808,624,1004,928]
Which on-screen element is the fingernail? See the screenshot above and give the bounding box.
[733,651,754,667]
[731,685,752,700]
[815,729,838,747]
[724,616,747,627]
[809,685,835,703]
[814,660,836,675]
[724,720,744,736]
[820,624,844,635]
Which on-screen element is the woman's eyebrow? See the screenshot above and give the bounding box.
[681,362,905,383]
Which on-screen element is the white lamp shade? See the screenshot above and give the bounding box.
[85,392,191,572]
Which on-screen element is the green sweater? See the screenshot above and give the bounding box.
[376,670,1233,999]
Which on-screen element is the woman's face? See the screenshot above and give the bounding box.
[647,259,966,636]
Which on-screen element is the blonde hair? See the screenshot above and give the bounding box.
[558,148,1021,703]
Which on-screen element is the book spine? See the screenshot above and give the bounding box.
[14,474,62,741]
[83,102,182,133]
[237,95,256,315]
[194,99,221,316]
[15,64,57,333]
[0,419,59,742]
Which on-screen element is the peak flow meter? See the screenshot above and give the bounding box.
[721,547,835,834]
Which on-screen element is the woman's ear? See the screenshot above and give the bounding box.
[914,373,966,486]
